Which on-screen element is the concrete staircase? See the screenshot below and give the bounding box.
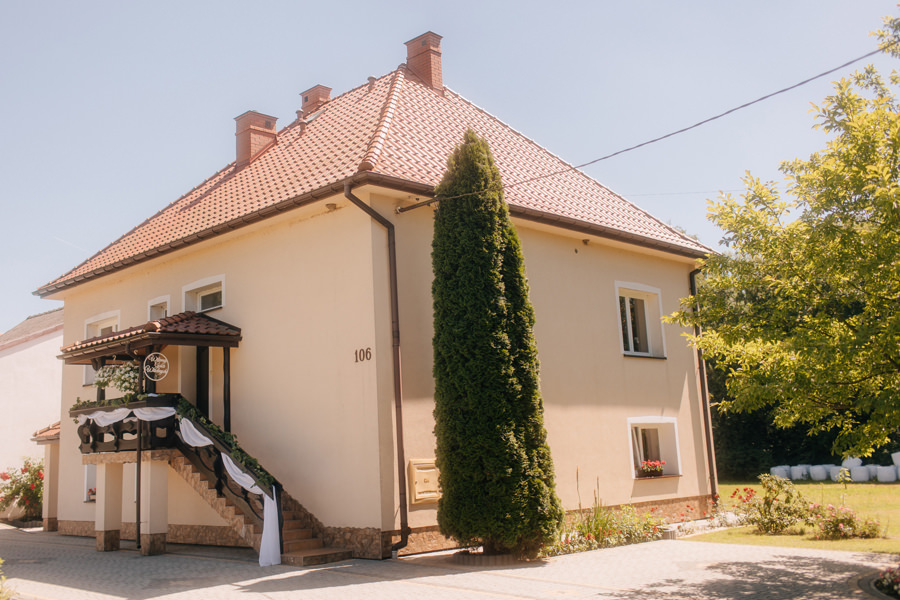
[170,453,351,565]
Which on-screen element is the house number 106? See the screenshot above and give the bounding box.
[355,348,372,362]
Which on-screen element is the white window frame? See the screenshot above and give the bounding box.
[615,282,666,358]
[148,295,170,321]
[83,310,120,385]
[626,416,681,478]
[183,275,225,313]
[84,464,97,502]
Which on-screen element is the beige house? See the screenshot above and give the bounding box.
[0,309,63,521]
[36,32,715,564]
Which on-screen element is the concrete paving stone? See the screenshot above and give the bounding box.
[0,523,897,599]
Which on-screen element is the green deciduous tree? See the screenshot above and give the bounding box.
[671,17,900,459]
[432,129,563,558]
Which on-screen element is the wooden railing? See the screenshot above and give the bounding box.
[70,395,284,554]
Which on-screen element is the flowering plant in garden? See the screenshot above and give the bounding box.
[876,564,900,599]
[730,474,814,534]
[808,503,880,540]
[0,459,44,521]
[637,459,665,477]
[93,362,139,394]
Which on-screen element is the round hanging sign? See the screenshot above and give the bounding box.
[143,352,170,382]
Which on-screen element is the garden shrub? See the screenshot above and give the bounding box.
[809,503,881,540]
[732,474,813,534]
[0,459,43,521]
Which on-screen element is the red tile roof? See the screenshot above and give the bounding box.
[60,311,241,360]
[37,62,709,297]
[32,421,60,444]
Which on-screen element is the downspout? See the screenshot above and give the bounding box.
[690,268,718,500]
[344,183,410,555]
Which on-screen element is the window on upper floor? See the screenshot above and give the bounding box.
[83,311,119,385]
[183,276,225,313]
[148,296,169,321]
[615,282,666,358]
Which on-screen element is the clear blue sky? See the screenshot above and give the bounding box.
[1,1,897,333]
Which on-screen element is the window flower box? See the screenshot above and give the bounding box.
[637,459,665,478]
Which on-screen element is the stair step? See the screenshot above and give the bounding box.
[282,519,308,531]
[283,528,313,541]
[283,537,323,553]
[281,547,352,567]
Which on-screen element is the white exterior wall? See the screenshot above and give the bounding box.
[0,330,62,470]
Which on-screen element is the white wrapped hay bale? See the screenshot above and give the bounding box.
[866,464,879,478]
[842,457,863,468]
[830,466,846,482]
[850,465,870,482]
[790,465,809,480]
[877,466,897,483]
[770,466,790,478]
[892,452,900,467]
[809,465,828,481]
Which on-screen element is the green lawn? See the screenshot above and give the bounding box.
[687,480,900,554]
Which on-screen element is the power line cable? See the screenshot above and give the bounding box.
[398,44,892,213]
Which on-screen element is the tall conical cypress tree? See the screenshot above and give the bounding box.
[432,129,563,558]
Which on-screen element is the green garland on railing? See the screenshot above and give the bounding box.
[70,393,139,413]
[68,394,275,488]
[173,398,275,488]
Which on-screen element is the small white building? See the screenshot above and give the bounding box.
[0,308,63,519]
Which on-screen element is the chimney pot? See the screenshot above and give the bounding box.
[300,84,332,117]
[405,31,443,91]
[234,110,278,168]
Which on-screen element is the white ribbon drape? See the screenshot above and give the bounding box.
[182,422,281,567]
[132,407,176,421]
[76,406,175,426]
[79,407,281,566]
[178,417,214,447]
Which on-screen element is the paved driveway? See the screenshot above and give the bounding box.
[0,524,896,599]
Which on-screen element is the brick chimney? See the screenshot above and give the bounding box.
[234,110,277,168]
[300,85,332,117]
[405,31,443,91]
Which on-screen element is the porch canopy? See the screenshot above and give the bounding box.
[59,311,241,366]
[59,311,241,430]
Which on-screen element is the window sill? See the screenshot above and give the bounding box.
[623,353,666,360]
[633,474,681,480]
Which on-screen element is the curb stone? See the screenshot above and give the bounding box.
[859,571,896,600]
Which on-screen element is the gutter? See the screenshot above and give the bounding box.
[344,183,410,555]
[690,268,718,500]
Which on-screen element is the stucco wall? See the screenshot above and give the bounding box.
[371,190,712,531]
[50,184,711,538]
[52,194,386,531]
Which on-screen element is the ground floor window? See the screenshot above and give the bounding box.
[84,464,96,502]
[627,416,680,477]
